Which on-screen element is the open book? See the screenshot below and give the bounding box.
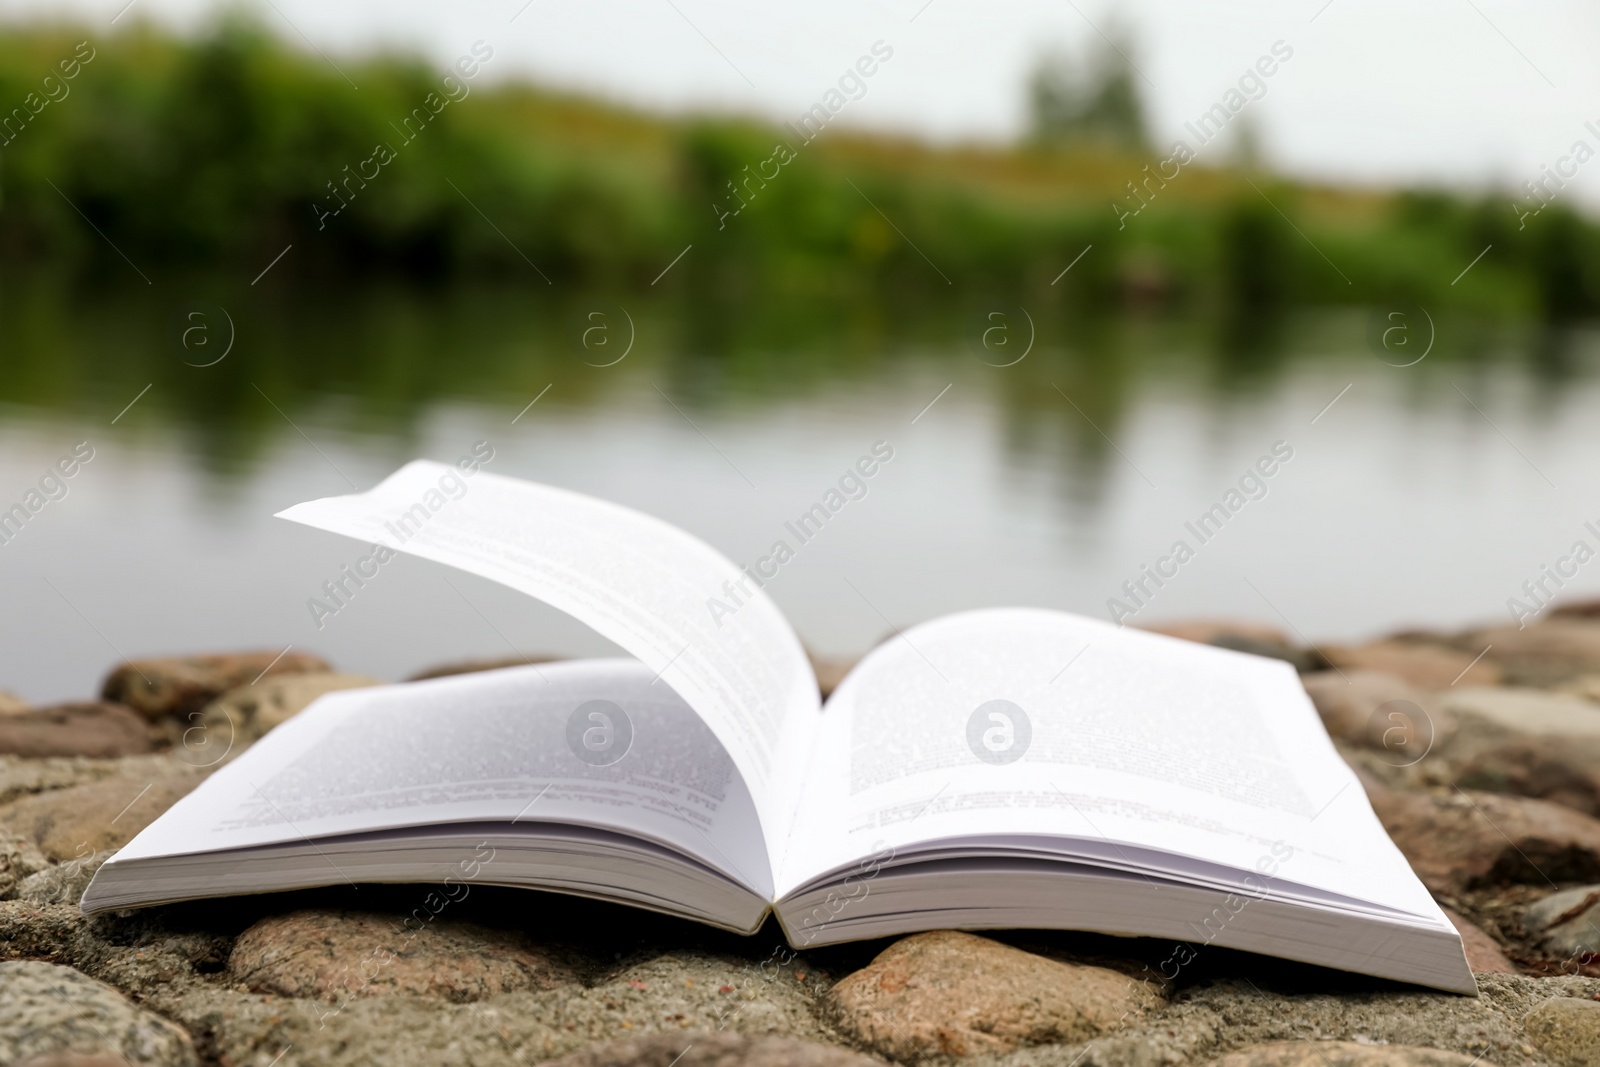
[83,460,1474,994]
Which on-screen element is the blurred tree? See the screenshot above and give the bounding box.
[1027,32,1149,153]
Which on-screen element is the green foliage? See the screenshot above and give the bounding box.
[0,19,1595,323]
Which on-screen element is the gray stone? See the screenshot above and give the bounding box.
[1439,688,1600,739]
[533,1031,880,1067]
[0,960,198,1066]
[1524,886,1600,958]
[187,672,379,752]
[1523,996,1600,1067]
[168,948,836,1067]
[1465,622,1600,687]
[16,850,114,905]
[0,767,206,861]
[0,830,50,899]
[228,908,579,1002]
[0,753,194,808]
[1205,1041,1500,1067]
[102,650,333,721]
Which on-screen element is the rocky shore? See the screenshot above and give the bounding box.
[4,619,1600,1067]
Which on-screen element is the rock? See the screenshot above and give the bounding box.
[1555,674,1600,703]
[1205,1041,1498,1067]
[1301,671,1449,763]
[0,768,205,861]
[1465,621,1600,687]
[0,960,198,1066]
[1523,996,1600,1067]
[16,1053,136,1067]
[1145,620,1326,672]
[407,656,556,682]
[1324,641,1503,690]
[0,702,152,759]
[0,830,50,899]
[1370,786,1600,892]
[0,690,27,714]
[0,752,193,808]
[1453,741,1600,818]
[1524,885,1600,958]
[533,1031,880,1067]
[16,849,114,905]
[826,930,1161,1060]
[807,652,856,701]
[0,901,87,962]
[188,672,379,751]
[1435,688,1600,815]
[228,909,578,1003]
[101,650,332,721]
[1143,619,1293,646]
[1440,906,1518,974]
[1439,687,1600,738]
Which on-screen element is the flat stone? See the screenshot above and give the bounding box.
[0,960,198,1066]
[1324,641,1504,689]
[1467,621,1600,687]
[407,656,557,681]
[1440,688,1600,739]
[188,672,379,751]
[0,768,206,861]
[1301,671,1450,762]
[1206,1041,1498,1067]
[101,650,333,721]
[826,930,1161,1060]
[0,702,151,759]
[1440,906,1518,974]
[1368,786,1600,892]
[1523,997,1600,1067]
[1524,885,1600,958]
[533,1031,880,1067]
[0,690,27,714]
[228,908,578,1003]
[0,830,50,899]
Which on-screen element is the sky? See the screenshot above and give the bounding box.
[4,0,1599,205]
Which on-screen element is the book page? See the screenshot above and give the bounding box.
[112,660,775,897]
[775,609,1437,922]
[276,461,818,837]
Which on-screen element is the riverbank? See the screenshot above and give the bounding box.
[3,615,1600,1065]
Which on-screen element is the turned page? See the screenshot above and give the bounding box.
[776,608,1439,922]
[109,660,776,897]
[277,461,820,839]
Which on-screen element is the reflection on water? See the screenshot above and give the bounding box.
[1,279,1597,702]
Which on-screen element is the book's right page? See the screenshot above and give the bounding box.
[775,608,1442,930]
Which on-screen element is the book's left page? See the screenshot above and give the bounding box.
[87,660,776,915]
[276,460,820,841]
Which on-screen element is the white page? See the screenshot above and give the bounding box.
[276,461,818,839]
[777,608,1440,923]
[110,660,774,897]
